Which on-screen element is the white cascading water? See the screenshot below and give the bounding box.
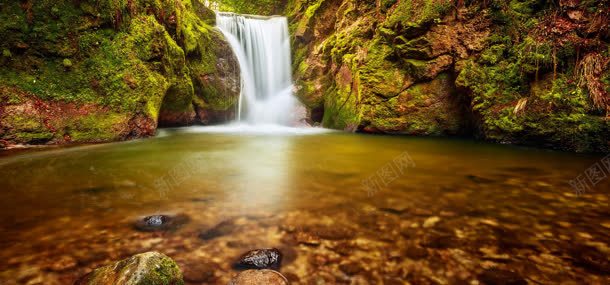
[216,12,300,126]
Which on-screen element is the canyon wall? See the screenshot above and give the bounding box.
[288,0,610,152]
[1,0,609,153]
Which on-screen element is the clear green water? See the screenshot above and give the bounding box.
[0,127,608,284]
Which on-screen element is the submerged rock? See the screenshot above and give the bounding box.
[229,270,288,285]
[339,261,363,276]
[75,252,184,285]
[477,268,526,285]
[179,259,220,283]
[404,244,428,260]
[235,248,283,270]
[422,232,460,249]
[198,219,236,240]
[133,214,190,232]
[294,231,321,246]
[569,245,610,274]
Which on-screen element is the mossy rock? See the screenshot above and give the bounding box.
[76,252,185,285]
[0,0,240,147]
[360,73,468,135]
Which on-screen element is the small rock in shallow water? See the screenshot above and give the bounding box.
[79,186,113,194]
[339,261,363,275]
[422,232,460,249]
[404,244,428,259]
[229,269,288,285]
[235,248,283,270]
[295,231,321,246]
[466,175,495,184]
[75,251,183,285]
[134,214,190,232]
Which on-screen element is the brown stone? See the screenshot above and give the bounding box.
[235,248,283,270]
[180,260,220,283]
[229,270,288,285]
[339,261,363,275]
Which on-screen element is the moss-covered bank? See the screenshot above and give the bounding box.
[0,0,240,148]
[288,0,609,152]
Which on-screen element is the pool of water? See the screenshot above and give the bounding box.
[0,127,608,284]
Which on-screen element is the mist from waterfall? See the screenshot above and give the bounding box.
[216,12,300,126]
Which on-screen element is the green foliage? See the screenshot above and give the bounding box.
[213,0,287,15]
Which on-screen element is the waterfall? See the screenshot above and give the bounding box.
[216,12,300,126]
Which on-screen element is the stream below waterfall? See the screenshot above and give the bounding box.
[0,128,609,284]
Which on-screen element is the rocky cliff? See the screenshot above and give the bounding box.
[288,0,610,152]
[2,0,608,153]
[0,0,240,148]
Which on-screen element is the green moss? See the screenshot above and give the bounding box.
[2,114,54,143]
[68,112,129,141]
[359,41,408,98]
[80,252,184,285]
[216,0,286,15]
[383,0,451,35]
[322,62,362,130]
[137,254,185,285]
[362,73,463,135]
[0,0,239,146]
[62,58,73,68]
[467,72,609,152]
[403,59,428,79]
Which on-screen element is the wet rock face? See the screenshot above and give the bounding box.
[75,252,184,285]
[290,0,482,134]
[289,0,609,152]
[229,270,288,285]
[134,214,189,232]
[235,248,283,270]
[0,87,159,148]
[190,30,241,125]
[0,1,238,149]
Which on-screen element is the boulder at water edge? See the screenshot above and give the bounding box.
[75,252,184,285]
